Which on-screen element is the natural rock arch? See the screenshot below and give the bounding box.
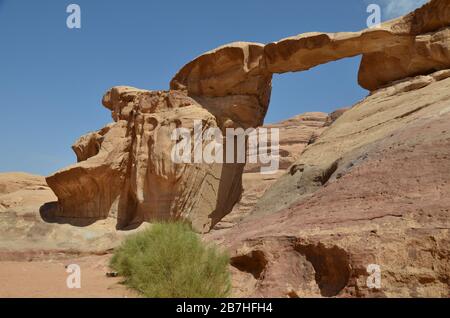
[46,0,450,232]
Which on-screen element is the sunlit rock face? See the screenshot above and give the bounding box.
[47,87,245,232]
[47,0,450,233]
[47,42,274,233]
[171,42,273,129]
[211,69,450,298]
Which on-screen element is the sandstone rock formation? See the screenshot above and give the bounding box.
[171,0,450,98]
[359,27,450,90]
[264,0,450,90]
[250,69,450,218]
[170,42,273,129]
[46,0,449,235]
[207,70,450,298]
[0,173,134,258]
[214,112,328,229]
[47,88,246,232]
[247,112,329,172]
[0,173,54,213]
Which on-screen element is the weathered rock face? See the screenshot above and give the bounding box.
[0,173,54,213]
[359,27,450,90]
[47,87,244,232]
[46,0,449,235]
[0,173,131,257]
[214,112,328,229]
[171,42,273,129]
[251,69,450,219]
[385,0,450,35]
[206,71,450,298]
[248,112,329,172]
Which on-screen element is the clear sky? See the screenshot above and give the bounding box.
[0,0,427,175]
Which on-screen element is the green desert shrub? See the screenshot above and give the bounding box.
[110,221,231,298]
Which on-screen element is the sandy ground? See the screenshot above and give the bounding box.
[0,254,138,298]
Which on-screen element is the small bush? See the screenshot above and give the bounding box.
[110,222,231,298]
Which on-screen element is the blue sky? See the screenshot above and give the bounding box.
[0,0,427,175]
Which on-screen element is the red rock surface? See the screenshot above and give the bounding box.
[208,72,450,298]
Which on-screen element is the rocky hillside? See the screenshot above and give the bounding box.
[208,71,450,297]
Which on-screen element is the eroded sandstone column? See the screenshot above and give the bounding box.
[47,88,245,232]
